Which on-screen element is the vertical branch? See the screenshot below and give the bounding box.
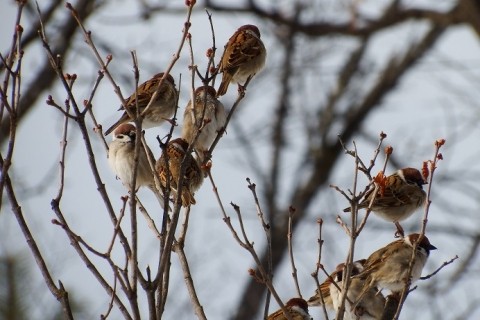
[392,139,445,320]
[311,219,330,320]
[173,207,207,320]
[287,207,302,298]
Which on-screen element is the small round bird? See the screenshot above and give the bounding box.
[217,24,266,96]
[353,233,437,308]
[104,72,178,136]
[344,167,427,236]
[108,123,166,209]
[155,138,203,207]
[181,86,226,161]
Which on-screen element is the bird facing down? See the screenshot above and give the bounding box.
[181,86,226,161]
[353,233,437,308]
[344,167,427,236]
[217,24,266,96]
[155,138,203,207]
[267,298,312,320]
[104,72,178,136]
[107,124,166,209]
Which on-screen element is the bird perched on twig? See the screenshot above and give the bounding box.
[155,138,203,207]
[107,124,166,209]
[353,233,436,309]
[181,86,226,161]
[344,167,427,237]
[104,72,178,136]
[217,24,266,96]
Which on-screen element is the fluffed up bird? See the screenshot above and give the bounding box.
[155,138,203,207]
[181,86,226,161]
[217,24,266,96]
[344,167,427,236]
[104,72,178,136]
[267,298,312,320]
[107,124,166,209]
[353,233,436,308]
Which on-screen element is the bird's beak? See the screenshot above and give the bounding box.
[428,244,437,250]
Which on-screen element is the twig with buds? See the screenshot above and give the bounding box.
[393,139,446,320]
[288,207,302,298]
[311,218,330,320]
[172,208,208,320]
[246,178,275,317]
[333,134,391,320]
[207,172,292,320]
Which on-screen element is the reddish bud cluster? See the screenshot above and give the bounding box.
[187,33,192,39]
[380,131,387,139]
[206,48,213,58]
[16,24,23,33]
[437,153,443,160]
[185,0,196,6]
[373,171,387,196]
[316,218,323,225]
[106,54,113,61]
[209,66,217,74]
[435,139,446,147]
[384,145,393,155]
[422,161,429,180]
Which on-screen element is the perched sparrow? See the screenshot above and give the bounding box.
[354,233,437,305]
[268,298,312,320]
[344,167,427,236]
[217,24,266,96]
[104,72,178,136]
[108,124,166,209]
[181,86,226,160]
[155,138,203,207]
[329,260,385,320]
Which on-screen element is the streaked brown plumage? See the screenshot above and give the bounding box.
[353,234,436,310]
[104,72,178,136]
[181,86,226,160]
[344,167,427,236]
[267,298,312,320]
[155,138,203,207]
[217,24,266,96]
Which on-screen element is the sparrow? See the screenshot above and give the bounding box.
[353,233,437,306]
[329,260,385,320]
[155,138,203,207]
[216,24,266,96]
[344,167,427,236]
[108,124,166,209]
[104,72,178,136]
[267,298,312,320]
[181,86,226,160]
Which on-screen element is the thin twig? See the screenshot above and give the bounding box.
[287,207,302,298]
